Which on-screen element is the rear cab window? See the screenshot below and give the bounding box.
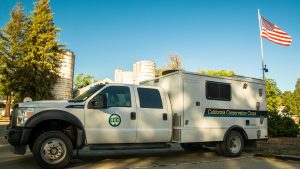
[137,88,163,109]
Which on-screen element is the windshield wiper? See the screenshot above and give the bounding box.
[70,84,105,102]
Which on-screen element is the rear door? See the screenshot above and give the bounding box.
[134,86,172,142]
[183,80,202,127]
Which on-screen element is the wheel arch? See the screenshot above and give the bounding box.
[25,110,84,129]
[25,110,86,149]
[223,125,248,142]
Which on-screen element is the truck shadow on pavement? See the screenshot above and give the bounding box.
[0,143,220,169]
[2,144,299,169]
[68,147,221,169]
[0,146,39,169]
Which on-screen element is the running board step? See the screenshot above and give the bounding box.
[89,143,171,150]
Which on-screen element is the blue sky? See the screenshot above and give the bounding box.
[0,0,299,92]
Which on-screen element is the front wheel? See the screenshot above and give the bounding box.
[220,131,244,157]
[32,131,73,169]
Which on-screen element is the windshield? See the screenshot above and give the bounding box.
[70,84,105,102]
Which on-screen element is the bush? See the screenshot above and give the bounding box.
[268,112,300,137]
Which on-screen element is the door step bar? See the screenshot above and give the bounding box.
[89,143,171,150]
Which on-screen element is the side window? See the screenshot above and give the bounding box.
[138,88,163,109]
[100,86,131,107]
[206,81,231,101]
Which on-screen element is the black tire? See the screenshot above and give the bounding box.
[180,143,203,151]
[215,143,223,155]
[32,131,73,169]
[220,131,244,157]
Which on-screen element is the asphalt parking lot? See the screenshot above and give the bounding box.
[0,143,299,169]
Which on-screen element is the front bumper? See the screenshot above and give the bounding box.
[6,127,32,146]
[6,126,32,155]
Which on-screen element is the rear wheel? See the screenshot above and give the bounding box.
[180,143,203,151]
[32,131,73,169]
[220,131,244,157]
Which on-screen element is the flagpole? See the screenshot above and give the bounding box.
[257,9,265,80]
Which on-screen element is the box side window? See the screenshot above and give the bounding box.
[137,88,163,109]
[206,81,231,101]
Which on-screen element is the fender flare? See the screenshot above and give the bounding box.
[24,110,86,148]
[223,125,248,141]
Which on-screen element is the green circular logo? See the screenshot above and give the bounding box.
[109,114,121,127]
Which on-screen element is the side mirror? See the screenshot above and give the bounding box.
[89,94,107,109]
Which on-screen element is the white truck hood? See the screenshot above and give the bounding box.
[18,100,84,108]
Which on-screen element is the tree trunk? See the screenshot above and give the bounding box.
[5,95,11,118]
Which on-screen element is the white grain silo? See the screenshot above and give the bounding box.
[51,50,75,100]
[133,60,156,84]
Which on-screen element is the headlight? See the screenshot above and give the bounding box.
[17,107,35,126]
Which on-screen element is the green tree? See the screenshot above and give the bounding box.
[291,78,300,115]
[17,0,64,101]
[198,69,235,77]
[74,73,95,89]
[0,3,27,116]
[265,79,282,112]
[268,111,299,137]
[281,91,294,114]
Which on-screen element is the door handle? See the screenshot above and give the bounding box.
[131,112,136,120]
[163,113,167,121]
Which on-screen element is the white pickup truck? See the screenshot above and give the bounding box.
[6,71,268,169]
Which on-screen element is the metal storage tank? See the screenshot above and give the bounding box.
[51,50,75,100]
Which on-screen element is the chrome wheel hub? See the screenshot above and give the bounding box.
[229,135,241,154]
[40,138,67,164]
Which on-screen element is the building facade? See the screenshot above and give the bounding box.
[51,51,75,100]
[114,60,156,84]
[115,68,134,84]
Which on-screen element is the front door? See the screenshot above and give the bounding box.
[85,85,137,144]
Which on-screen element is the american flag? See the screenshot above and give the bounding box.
[261,16,292,46]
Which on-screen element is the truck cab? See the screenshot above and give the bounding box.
[82,84,172,144]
